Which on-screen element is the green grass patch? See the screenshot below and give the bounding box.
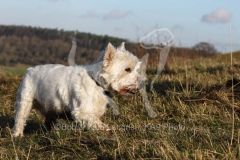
[0,65,29,76]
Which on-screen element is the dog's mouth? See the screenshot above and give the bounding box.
[107,85,140,98]
[119,87,139,97]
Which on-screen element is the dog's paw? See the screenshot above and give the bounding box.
[105,128,114,137]
[12,132,24,138]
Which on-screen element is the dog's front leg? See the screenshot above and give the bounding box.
[107,97,120,115]
[140,86,157,118]
[88,116,111,131]
[72,111,110,131]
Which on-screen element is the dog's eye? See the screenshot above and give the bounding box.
[125,68,131,72]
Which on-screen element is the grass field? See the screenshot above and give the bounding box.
[0,52,240,159]
[0,65,29,76]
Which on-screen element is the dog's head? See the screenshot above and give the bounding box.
[99,42,148,97]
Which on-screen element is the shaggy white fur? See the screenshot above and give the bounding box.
[12,43,146,137]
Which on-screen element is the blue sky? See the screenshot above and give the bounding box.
[0,0,239,53]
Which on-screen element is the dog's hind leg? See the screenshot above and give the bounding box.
[12,76,34,137]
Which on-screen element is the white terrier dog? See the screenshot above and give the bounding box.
[12,42,147,137]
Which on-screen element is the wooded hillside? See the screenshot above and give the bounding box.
[0,25,218,66]
[0,25,131,65]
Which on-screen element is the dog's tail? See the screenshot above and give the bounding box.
[68,40,77,66]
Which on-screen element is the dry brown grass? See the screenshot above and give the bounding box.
[1,53,240,159]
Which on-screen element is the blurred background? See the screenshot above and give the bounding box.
[0,0,239,66]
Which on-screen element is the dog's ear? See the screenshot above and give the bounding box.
[103,43,116,67]
[118,42,126,51]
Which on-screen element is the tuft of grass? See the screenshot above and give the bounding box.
[0,54,240,159]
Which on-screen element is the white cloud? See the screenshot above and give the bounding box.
[79,11,99,18]
[103,10,133,20]
[201,8,232,24]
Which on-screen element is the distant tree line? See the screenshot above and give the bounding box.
[0,25,219,66]
[0,25,130,66]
